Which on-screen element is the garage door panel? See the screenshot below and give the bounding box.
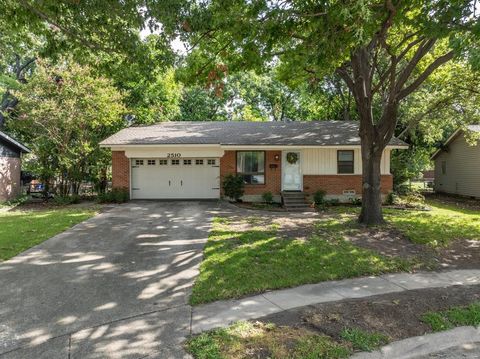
[131,158,220,199]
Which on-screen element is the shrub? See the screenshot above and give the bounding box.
[313,190,326,207]
[350,197,362,206]
[385,192,397,205]
[262,191,274,204]
[97,188,129,203]
[325,198,340,206]
[53,195,81,206]
[222,174,245,202]
[2,194,29,207]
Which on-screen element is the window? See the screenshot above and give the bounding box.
[441,161,447,175]
[135,159,144,166]
[171,159,180,165]
[207,159,216,165]
[183,159,192,165]
[195,159,204,165]
[337,150,354,174]
[147,159,156,166]
[159,159,168,165]
[236,151,265,184]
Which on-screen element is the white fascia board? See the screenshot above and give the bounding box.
[221,144,408,150]
[430,129,461,160]
[101,143,408,150]
[100,143,221,149]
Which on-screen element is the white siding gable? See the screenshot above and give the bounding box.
[302,148,391,175]
[434,133,480,197]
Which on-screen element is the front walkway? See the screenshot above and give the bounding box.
[191,269,480,333]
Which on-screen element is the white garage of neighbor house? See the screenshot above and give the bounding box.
[100,121,407,202]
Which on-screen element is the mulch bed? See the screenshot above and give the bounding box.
[259,284,480,342]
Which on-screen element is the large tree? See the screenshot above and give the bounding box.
[6,1,479,223]
[150,0,479,224]
[9,60,126,196]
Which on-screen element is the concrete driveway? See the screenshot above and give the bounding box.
[0,201,220,359]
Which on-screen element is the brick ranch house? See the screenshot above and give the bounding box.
[100,121,407,203]
[0,130,30,202]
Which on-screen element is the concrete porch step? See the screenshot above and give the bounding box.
[281,191,310,211]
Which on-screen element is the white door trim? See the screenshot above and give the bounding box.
[281,150,303,191]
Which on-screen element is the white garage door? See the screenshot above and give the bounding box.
[130,158,220,199]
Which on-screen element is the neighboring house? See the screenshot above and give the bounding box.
[0,130,30,202]
[100,121,407,203]
[431,125,480,198]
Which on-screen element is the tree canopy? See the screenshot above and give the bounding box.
[1,1,479,223]
[8,60,126,195]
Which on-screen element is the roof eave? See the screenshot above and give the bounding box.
[100,142,408,149]
[430,129,462,160]
[0,131,30,153]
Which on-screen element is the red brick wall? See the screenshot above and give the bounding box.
[220,150,282,195]
[112,151,129,190]
[303,175,393,195]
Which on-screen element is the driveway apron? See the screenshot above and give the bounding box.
[0,201,219,358]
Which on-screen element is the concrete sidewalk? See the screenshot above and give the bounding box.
[351,326,480,359]
[191,269,480,333]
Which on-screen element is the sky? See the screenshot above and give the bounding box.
[139,26,187,54]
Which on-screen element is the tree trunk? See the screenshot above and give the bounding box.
[359,138,384,225]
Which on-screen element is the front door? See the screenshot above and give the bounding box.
[282,151,302,191]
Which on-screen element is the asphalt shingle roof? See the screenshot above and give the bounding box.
[100,121,407,147]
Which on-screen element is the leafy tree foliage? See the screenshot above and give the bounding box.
[8,60,126,196]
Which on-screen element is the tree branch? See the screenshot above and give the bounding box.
[397,95,454,138]
[398,50,454,100]
[18,0,106,52]
[395,38,436,91]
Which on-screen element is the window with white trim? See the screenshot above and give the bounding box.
[135,159,144,166]
[159,159,168,165]
[207,159,216,165]
[171,159,180,165]
[337,150,354,174]
[147,159,156,165]
[236,151,265,184]
[183,159,192,165]
[195,159,204,165]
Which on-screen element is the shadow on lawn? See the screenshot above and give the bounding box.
[190,217,412,305]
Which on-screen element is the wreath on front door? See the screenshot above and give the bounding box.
[286,152,298,164]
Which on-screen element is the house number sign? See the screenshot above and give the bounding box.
[167,153,182,158]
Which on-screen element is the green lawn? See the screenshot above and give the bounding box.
[422,302,480,332]
[384,200,480,247]
[330,199,480,247]
[190,217,411,305]
[186,321,388,359]
[0,206,98,261]
[191,199,479,305]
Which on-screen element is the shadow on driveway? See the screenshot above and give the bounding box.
[0,201,230,358]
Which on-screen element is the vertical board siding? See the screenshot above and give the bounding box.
[302,148,391,175]
[434,134,480,198]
